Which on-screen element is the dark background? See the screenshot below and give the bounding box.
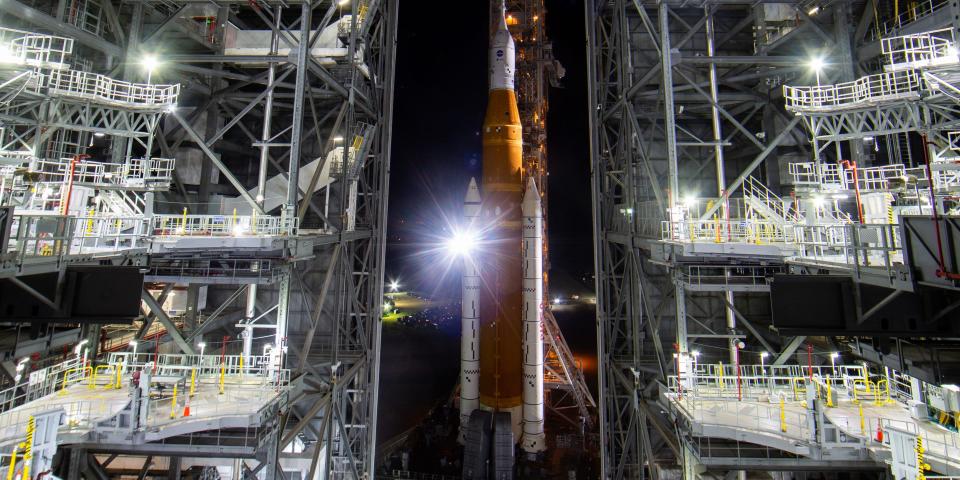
[385,0,591,298]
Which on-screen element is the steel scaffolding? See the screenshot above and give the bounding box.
[0,0,397,478]
[585,1,960,478]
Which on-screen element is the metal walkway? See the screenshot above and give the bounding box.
[663,362,960,475]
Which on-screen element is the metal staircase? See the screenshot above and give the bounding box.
[99,190,144,216]
[743,176,800,225]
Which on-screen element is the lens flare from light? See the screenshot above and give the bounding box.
[445,230,477,257]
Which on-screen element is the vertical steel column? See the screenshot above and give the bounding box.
[705,7,737,364]
[674,272,688,354]
[833,1,864,165]
[286,2,312,217]
[275,265,290,357]
[659,2,679,206]
[257,6,280,205]
[585,1,611,478]
[247,4,280,371]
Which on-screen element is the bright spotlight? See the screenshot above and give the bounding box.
[812,195,825,208]
[389,280,400,292]
[0,44,17,63]
[142,55,159,73]
[333,136,344,143]
[682,195,697,208]
[383,302,392,312]
[338,0,349,5]
[445,230,477,257]
[808,56,825,74]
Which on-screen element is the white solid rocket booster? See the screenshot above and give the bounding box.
[520,177,546,452]
[460,177,482,437]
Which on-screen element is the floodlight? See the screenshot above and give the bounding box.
[445,230,477,257]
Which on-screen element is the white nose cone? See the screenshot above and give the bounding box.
[521,177,542,217]
[465,177,481,206]
[489,3,515,91]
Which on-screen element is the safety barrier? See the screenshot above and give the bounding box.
[789,162,845,188]
[791,223,903,271]
[883,29,957,71]
[784,69,923,112]
[869,0,951,42]
[151,213,298,237]
[45,69,179,108]
[681,264,784,290]
[107,352,290,387]
[32,157,175,188]
[661,219,795,244]
[789,161,959,192]
[7,214,151,267]
[0,28,73,69]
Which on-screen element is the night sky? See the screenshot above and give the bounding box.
[386,0,591,298]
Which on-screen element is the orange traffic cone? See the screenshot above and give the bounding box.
[875,420,884,442]
[183,404,191,417]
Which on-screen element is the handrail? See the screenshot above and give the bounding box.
[744,176,800,222]
[784,69,923,112]
[0,27,73,69]
[882,29,957,71]
[151,214,298,237]
[45,69,179,108]
[30,157,174,188]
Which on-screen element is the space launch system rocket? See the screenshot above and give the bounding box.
[459,3,546,455]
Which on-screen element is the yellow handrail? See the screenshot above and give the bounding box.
[6,443,20,480]
[92,365,115,390]
[114,363,123,389]
[22,416,33,480]
[779,397,787,433]
[189,367,197,397]
[59,367,93,395]
[219,363,225,395]
[169,383,178,419]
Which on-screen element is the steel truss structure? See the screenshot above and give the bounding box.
[0,0,397,478]
[585,1,960,479]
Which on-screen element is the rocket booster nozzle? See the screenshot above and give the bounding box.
[489,2,515,91]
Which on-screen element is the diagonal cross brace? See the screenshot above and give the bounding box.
[141,289,196,355]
